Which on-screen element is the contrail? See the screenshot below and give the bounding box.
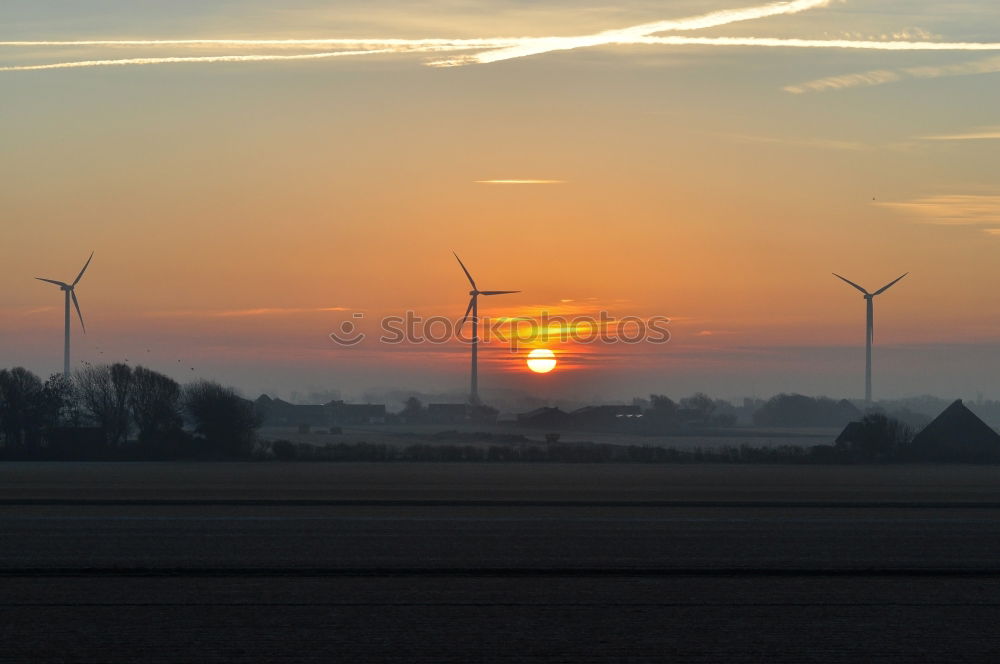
[5,0,1000,74]
[429,0,835,66]
[0,0,837,71]
[0,47,430,72]
[0,38,520,49]
[635,36,1000,51]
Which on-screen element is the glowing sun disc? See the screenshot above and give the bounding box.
[526,348,557,373]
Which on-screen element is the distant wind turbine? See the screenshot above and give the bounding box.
[833,272,907,405]
[454,252,519,404]
[37,252,94,376]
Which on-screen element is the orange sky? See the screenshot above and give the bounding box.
[3,0,1000,402]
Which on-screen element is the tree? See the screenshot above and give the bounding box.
[75,363,134,446]
[42,373,81,428]
[130,366,183,445]
[0,367,44,450]
[401,396,424,422]
[680,392,716,423]
[836,413,912,462]
[184,380,260,457]
[649,394,677,415]
[753,394,861,428]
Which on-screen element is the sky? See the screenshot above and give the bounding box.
[3,0,1000,405]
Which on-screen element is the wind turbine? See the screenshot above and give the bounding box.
[833,271,907,405]
[454,252,519,404]
[37,252,94,377]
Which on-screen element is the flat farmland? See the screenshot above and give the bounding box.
[2,463,999,662]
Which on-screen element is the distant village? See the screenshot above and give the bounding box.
[254,392,1000,464]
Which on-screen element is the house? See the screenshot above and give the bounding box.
[255,395,327,427]
[570,405,642,428]
[835,421,866,446]
[327,401,386,425]
[909,399,1000,462]
[516,407,571,429]
[427,403,470,424]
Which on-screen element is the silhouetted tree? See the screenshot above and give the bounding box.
[753,394,861,428]
[401,396,424,422]
[43,373,81,428]
[130,366,183,445]
[836,413,912,462]
[680,392,716,423]
[0,367,44,449]
[649,394,677,415]
[75,363,134,446]
[184,380,259,457]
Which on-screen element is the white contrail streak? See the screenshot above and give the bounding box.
[0,0,837,71]
[635,36,1000,51]
[0,47,431,72]
[429,0,834,65]
[0,38,520,49]
[4,0,1000,74]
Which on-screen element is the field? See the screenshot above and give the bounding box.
[2,463,999,662]
[257,423,839,450]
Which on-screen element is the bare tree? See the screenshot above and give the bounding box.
[184,380,259,457]
[130,366,182,445]
[0,367,44,449]
[75,363,133,446]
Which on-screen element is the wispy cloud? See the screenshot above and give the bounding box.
[921,126,1000,141]
[728,133,869,151]
[6,0,1000,74]
[0,305,57,317]
[149,306,350,318]
[785,54,1000,94]
[474,179,566,184]
[878,194,1000,226]
[784,69,901,94]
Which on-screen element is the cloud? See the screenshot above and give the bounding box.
[149,307,350,318]
[785,54,1000,94]
[0,306,57,317]
[728,133,869,150]
[921,126,1000,141]
[474,179,566,184]
[878,194,1000,226]
[784,69,901,94]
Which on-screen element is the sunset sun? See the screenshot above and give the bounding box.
[526,348,557,374]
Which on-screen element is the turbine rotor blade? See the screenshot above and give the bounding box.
[71,291,86,333]
[480,290,520,296]
[73,251,94,286]
[872,272,908,296]
[461,296,475,324]
[452,252,477,290]
[36,278,69,288]
[832,273,869,295]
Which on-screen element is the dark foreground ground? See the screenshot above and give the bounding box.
[2,463,1000,662]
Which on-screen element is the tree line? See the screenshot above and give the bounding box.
[0,364,259,460]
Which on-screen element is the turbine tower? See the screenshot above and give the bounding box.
[454,252,519,405]
[833,271,907,405]
[37,252,94,377]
